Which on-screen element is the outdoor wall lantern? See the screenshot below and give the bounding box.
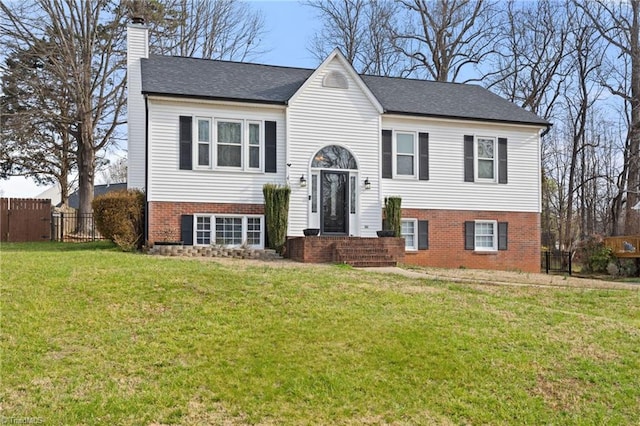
[300,174,307,188]
[364,177,371,190]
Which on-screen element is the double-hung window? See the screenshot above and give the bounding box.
[476,137,496,181]
[196,118,211,167]
[401,219,418,251]
[475,220,497,251]
[395,132,416,177]
[215,119,262,170]
[217,120,243,168]
[247,122,261,170]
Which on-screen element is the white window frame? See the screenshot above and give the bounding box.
[246,121,263,171]
[401,219,418,251]
[474,220,497,251]
[193,214,264,249]
[215,118,244,169]
[475,136,497,182]
[194,117,212,169]
[195,215,212,245]
[393,131,417,178]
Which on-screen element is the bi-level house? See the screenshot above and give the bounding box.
[127,20,549,272]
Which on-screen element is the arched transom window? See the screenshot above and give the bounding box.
[311,145,358,169]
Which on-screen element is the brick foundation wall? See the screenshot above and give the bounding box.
[401,208,541,273]
[148,201,539,272]
[148,201,264,243]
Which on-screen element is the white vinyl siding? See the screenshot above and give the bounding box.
[381,116,542,213]
[146,97,285,203]
[126,24,148,190]
[287,57,382,237]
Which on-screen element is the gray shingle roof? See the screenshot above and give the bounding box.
[141,55,549,126]
[141,55,313,104]
[64,183,127,209]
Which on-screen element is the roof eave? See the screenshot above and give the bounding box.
[383,110,550,128]
[142,91,288,106]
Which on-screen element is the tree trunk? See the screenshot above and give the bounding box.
[624,1,640,235]
[76,121,95,234]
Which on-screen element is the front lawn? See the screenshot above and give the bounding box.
[2,242,639,425]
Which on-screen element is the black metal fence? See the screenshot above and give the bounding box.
[51,212,106,242]
[541,250,572,275]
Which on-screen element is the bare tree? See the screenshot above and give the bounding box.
[391,0,499,82]
[306,0,404,76]
[1,0,127,225]
[578,0,640,235]
[562,12,605,248]
[100,157,128,185]
[486,0,570,119]
[133,0,266,61]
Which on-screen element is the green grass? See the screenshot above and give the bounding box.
[2,242,640,425]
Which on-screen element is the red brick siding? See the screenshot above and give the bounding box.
[148,201,540,272]
[148,201,264,243]
[401,209,541,273]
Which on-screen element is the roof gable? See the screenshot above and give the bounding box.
[287,48,384,114]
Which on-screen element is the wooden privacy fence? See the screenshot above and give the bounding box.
[604,236,640,258]
[0,198,51,242]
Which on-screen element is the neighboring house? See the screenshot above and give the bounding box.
[66,183,127,210]
[35,184,62,207]
[36,183,127,209]
[127,21,549,272]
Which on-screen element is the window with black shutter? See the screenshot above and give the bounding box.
[382,129,392,178]
[181,215,194,245]
[419,133,429,181]
[179,116,193,170]
[418,220,429,250]
[265,121,277,173]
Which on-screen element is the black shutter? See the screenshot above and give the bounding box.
[181,215,193,245]
[498,222,508,250]
[179,116,192,170]
[265,121,277,173]
[418,220,429,250]
[382,129,392,179]
[498,138,508,184]
[464,221,475,250]
[464,135,474,182]
[419,132,429,181]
